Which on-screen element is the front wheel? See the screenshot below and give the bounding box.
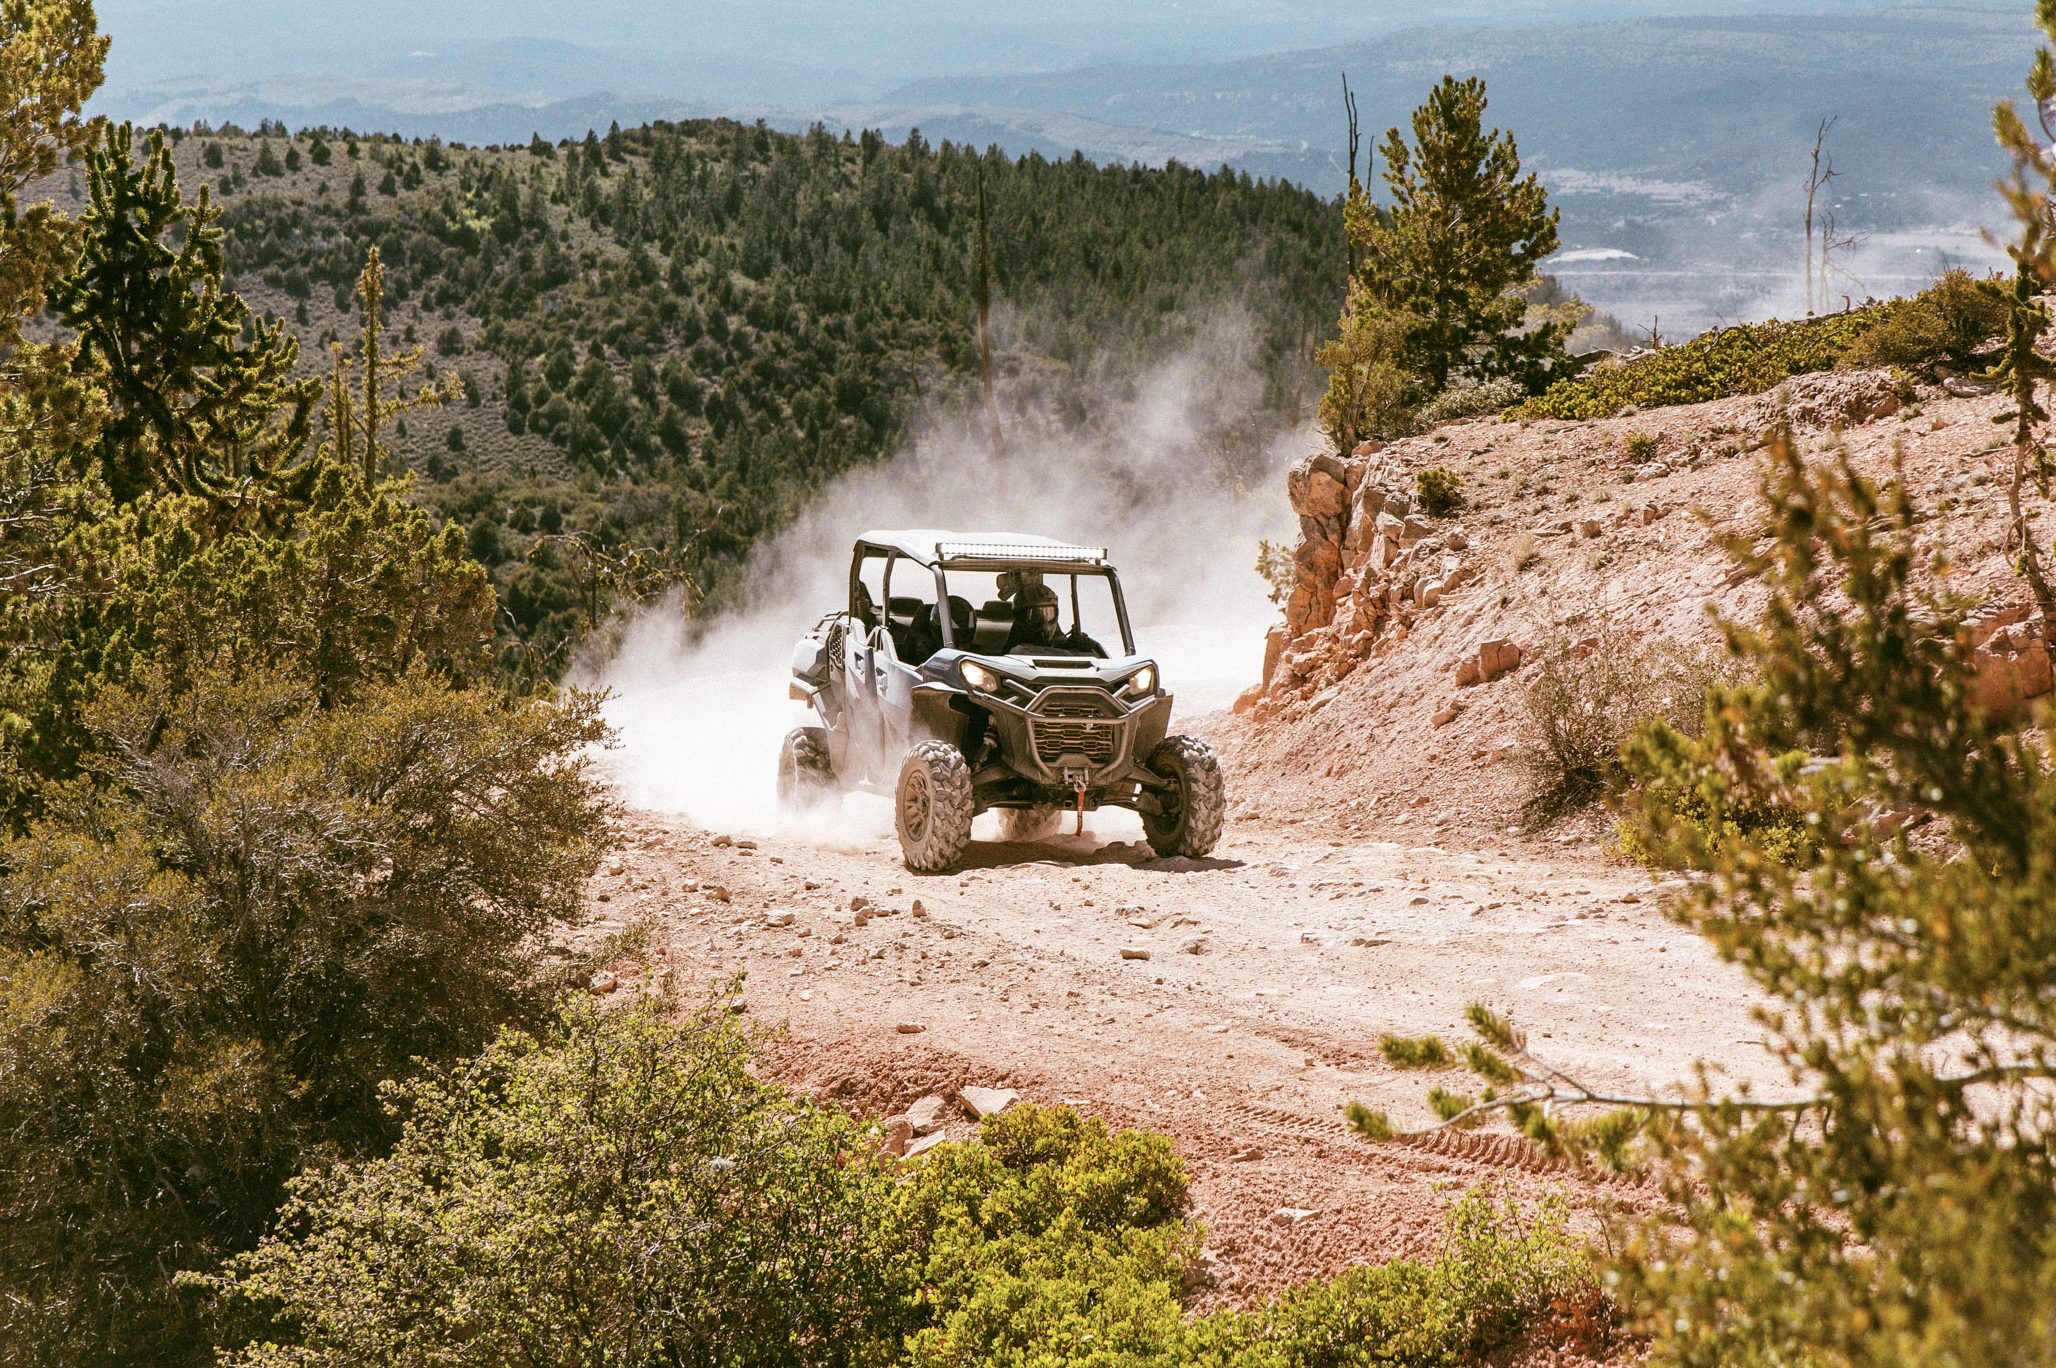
[896,741,976,872]
[777,727,837,810]
[1141,735,1226,859]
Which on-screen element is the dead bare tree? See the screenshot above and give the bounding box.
[1803,116,1839,314]
[1818,201,1868,308]
[1342,72,1362,277]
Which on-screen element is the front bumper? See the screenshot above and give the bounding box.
[975,681,1172,789]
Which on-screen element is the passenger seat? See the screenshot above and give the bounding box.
[970,600,1013,653]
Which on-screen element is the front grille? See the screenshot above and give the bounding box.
[1038,696,1116,720]
[1031,720,1118,765]
[1034,688,1123,719]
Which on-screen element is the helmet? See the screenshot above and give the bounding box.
[1016,582,1061,635]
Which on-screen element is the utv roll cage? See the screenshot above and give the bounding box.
[849,530,1136,664]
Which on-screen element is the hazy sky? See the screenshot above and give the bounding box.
[92,0,1934,104]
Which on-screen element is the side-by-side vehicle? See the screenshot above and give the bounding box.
[780,530,1225,871]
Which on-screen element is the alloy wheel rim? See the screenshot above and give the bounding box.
[905,772,930,839]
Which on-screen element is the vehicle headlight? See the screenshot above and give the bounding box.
[1126,663,1157,696]
[961,660,999,692]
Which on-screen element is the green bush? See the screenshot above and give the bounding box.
[895,1104,1196,1367]
[1193,1190,1603,1366]
[1622,430,1659,461]
[208,993,901,1368]
[1511,308,1887,420]
[1512,272,2008,423]
[1415,375,1524,427]
[206,995,1607,1368]
[1602,433,2056,1364]
[1415,466,1463,517]
[1613,763,1816,869]
[1841,267,2007,368]
[1517,626,1728,824]
[1,668,609,1362]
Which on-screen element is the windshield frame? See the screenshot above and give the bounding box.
[934,563,1135,657]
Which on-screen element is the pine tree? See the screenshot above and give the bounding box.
[1990,0,2056,650]
[1348,76,1565,400]
[0,0,107,343]
[321,246,450,484]
[52,122,316,505]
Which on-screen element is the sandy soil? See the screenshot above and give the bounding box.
[575,779,1783,1309]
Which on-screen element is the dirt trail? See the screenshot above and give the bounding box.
[579,743,1781,1303]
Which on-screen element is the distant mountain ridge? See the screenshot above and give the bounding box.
[94,6,2029,328]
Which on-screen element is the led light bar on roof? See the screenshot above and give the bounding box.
[936,541,1107,563]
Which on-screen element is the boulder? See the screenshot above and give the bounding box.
[1739,369,1905,431]
[902,1132,948,1161]
[1972,621,2053,718]
[907,1094,950,1134]
[1457,639,1524,687]
[1968,602,2032,649]
[1300,469,1348,518]
[958,1086,1019,1118]
[1480,639,1524,680]
[1284,516,1345,638]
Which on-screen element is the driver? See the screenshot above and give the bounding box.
[1005,581,1106,656]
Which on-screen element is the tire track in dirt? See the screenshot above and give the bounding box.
[572,802,1769,1302]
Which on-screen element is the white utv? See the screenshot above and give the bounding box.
[779,531,1226,872]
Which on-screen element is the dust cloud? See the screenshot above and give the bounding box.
[590,326,1306,844]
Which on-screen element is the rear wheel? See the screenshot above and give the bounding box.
[994,805,1062,842]
[777,728,837,810]
[896,741,975,872]
[1141,735,1226,858]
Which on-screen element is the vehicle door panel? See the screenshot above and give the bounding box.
[842,618,887,783]
[874,628,918,762]
[840,551,892,785]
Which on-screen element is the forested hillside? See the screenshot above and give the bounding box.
[32,120,1340,675]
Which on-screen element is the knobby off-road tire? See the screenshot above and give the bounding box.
[777,727,837,809]
[896,740,976,871]
[993,805,1062,842]
[1141,735,1226,858]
